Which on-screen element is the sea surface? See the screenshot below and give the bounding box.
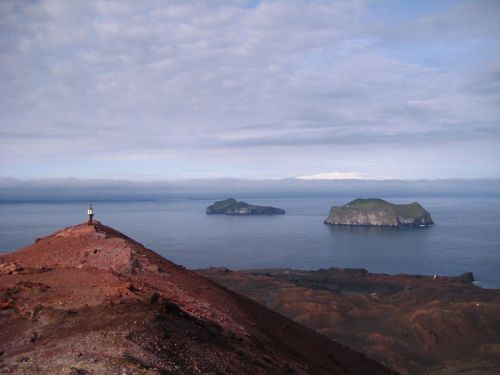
[1,196,499,288]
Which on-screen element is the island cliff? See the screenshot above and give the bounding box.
[324,198,434,227]
[206,198,285,215]
[0,222,392,374]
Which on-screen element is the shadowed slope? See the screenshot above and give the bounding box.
[199,267,500,375]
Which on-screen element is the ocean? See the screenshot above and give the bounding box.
[1,195,499,288]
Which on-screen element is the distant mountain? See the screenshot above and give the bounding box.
[324,198,434,227]
[206,198,285,215]
[295,171,392,180]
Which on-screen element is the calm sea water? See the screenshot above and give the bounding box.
[1,196,499,288]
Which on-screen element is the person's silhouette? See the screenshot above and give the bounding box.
[87,204,94,225]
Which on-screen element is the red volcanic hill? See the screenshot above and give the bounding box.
[0,222,395,374]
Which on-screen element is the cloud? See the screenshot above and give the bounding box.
[0,0,499,179]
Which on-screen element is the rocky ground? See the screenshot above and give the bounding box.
[198,267,500,375]
[0,222,394,374]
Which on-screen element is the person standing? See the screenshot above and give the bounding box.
[87,204,94,225]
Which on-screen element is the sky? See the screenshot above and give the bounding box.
[0,0,499,181]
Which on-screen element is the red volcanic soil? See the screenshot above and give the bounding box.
[198,268,500,375]
[0,222,395,374]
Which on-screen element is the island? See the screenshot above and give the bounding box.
[324,198,434,227]
[206,198,285,215]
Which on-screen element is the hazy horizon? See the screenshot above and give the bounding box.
[1,176,499,202]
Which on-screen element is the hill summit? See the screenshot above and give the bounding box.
[0,222,393,374]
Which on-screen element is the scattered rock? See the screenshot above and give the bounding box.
[0,263,23,275]
[69,367,90,375]
[30,332,38,343]
[150,292,160,305]
[459,272,474,284]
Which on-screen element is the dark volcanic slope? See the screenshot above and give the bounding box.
[0,223,394,375]
[199,267,500,375]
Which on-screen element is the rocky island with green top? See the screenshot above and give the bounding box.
[324,198,434,227]
[206,198,285,215]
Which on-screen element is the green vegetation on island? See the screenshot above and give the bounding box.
[206,198,285,215]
